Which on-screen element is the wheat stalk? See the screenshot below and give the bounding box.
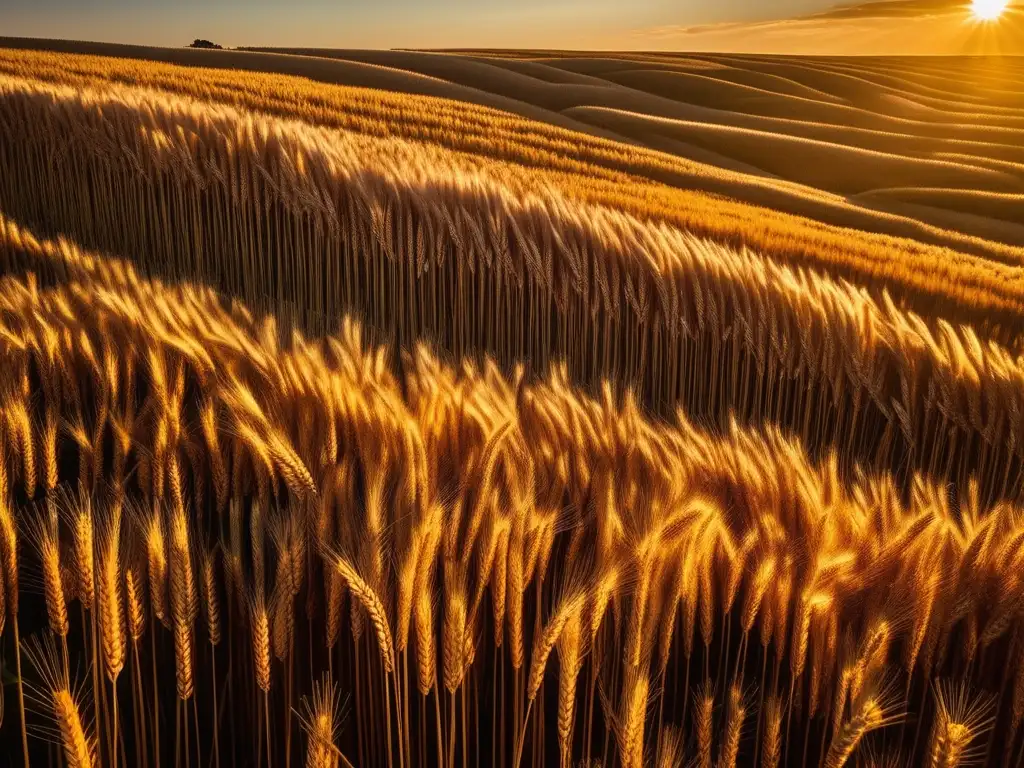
[0,196,1021,768]
[0,449,18,612]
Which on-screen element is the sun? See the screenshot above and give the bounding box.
[972,0,1010,19]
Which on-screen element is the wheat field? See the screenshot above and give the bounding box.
[0,39,1021,768]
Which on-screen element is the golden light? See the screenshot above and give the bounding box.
[971,0,1010,20]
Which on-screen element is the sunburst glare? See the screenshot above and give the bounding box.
[971,0,1010,20]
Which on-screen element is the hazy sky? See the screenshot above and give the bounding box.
[0,0,1019,52]
[0,0,851,48]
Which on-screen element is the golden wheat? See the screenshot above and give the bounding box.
[32,510,69,637]
[24,636,97,768]
[168,504,195,700]
[0,75,1022,506]
[301,678,342,768]
[1,46,1021,341]
[927,682,994,768]
[0,266,1020,764]
[824,691,893,768]
[0,49,1020,765]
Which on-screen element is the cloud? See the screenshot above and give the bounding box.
[641,20,774,38]
[807,0,963,20]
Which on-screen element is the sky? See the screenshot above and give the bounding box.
[0,0,1021,52]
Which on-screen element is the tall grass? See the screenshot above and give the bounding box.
[0,259,1020,765]
[0,76,1022,507]
[3,45,1023,326]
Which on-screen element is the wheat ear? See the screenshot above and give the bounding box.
[762,694,783,768]
[169,507,195,699]
[329,550,395,673]
[927,680,994,768]
[252,590,272,693]
[557,609,584,767]
[70,495,95,610]
[24,635,97,768]
[415,589,437,695]
[203,547,222,646]
[443,564,470,692]
[656,726,683,768]
[145,508,168,625]
[824,696,887,768]
[301,677,342,768]
[1,438,29,767]
[696,685,715,768]
[125,566,146,642]
[527,588,587,701]
[620,671,650,768]
[718,685,746,768]
[35,511,69,636]
[97,511,126,681]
